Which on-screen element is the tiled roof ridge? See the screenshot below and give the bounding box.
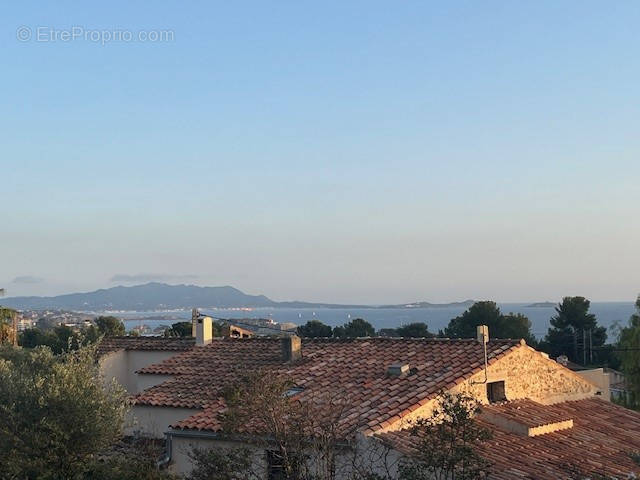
[97,336,196,356]
[102,335,194,340]
[201,336,523,344]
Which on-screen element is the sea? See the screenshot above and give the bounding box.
[116,302,637,340]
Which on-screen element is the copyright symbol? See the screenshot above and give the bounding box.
[16,26,31,42]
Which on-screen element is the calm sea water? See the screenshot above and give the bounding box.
[119,302,637,340]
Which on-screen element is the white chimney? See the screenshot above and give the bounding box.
[477,325,489,344]
[196,316,213,345]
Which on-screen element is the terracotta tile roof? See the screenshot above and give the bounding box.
[481,399,574,429]
[379,398,640,479]
[133,337,521,434]
[97,336,195,356]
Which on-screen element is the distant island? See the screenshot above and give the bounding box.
[1,282,475,312]
[525,301,557,308]
[378,300,475,309]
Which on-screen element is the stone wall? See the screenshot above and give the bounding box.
[458,344,599,405]
[386,344,599,432]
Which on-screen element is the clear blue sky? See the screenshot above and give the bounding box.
[2,1,639,303]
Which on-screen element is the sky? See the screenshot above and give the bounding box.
[1,1,639,304]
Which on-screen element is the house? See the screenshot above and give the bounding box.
[556,354,629,402]
[98,319,640,478]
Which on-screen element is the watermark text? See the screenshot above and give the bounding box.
[16,26,174,45]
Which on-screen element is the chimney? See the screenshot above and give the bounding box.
[387,363,410,377]
[191,308,199,337]
[282,335,301,362]
[196,316,213,346]
[477,325,489,344]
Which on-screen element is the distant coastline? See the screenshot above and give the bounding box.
[525,302,556,308]
[1,282,476,312]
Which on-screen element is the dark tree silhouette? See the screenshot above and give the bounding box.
[297,320,332,338]
[444,302,535,345]
[540,297,606,364]
[333,318,375,338]
[95,316,126,336]
[379,322,434,338]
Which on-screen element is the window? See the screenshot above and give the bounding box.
[487,381,506,403]
[284,386,304,397]
[266,450,284,480]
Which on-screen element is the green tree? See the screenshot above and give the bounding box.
[297,320,333,338]
[96,316,126,336]
[0,345,127,479]
[19,327,58,349]
[188,447,257,480]
[19,325,101,353]
[164,321,193,337]
[0,307,17,345]
[380,322,434,338]
[333,318,375,338]
[86,455,177,480]
[444,302,535,345]
[399,391,492,480]
[84,324,101,344]
[84,438,177,480]
[36,316,60,330]
[541,297,606,364]
[0,307,15,323]
[617,295,640,407]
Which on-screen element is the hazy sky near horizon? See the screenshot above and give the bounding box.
[2,1,639,303]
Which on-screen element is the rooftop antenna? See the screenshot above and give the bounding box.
[471,325,489,385]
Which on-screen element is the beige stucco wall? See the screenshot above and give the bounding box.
[576,368,610,400]
[126,405,200,438]
[169,434,398,479]
[98,350,180,393]
[99,349,128,391]
[170,436,264,475]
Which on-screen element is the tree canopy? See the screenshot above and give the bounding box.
[379,322,434,338]
[297,320,333,338]
[399,391,492,480]
[617,295,640,406]
[96,316,126,336]
[443,301,536,344]
[0,345,127,479]
[0,307,17,345]
[540,296,607,365]
[164,321,193,337]
[19,324,100,354]
[332,318,375,338]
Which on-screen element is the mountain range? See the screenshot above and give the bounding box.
[0,282,475,312]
